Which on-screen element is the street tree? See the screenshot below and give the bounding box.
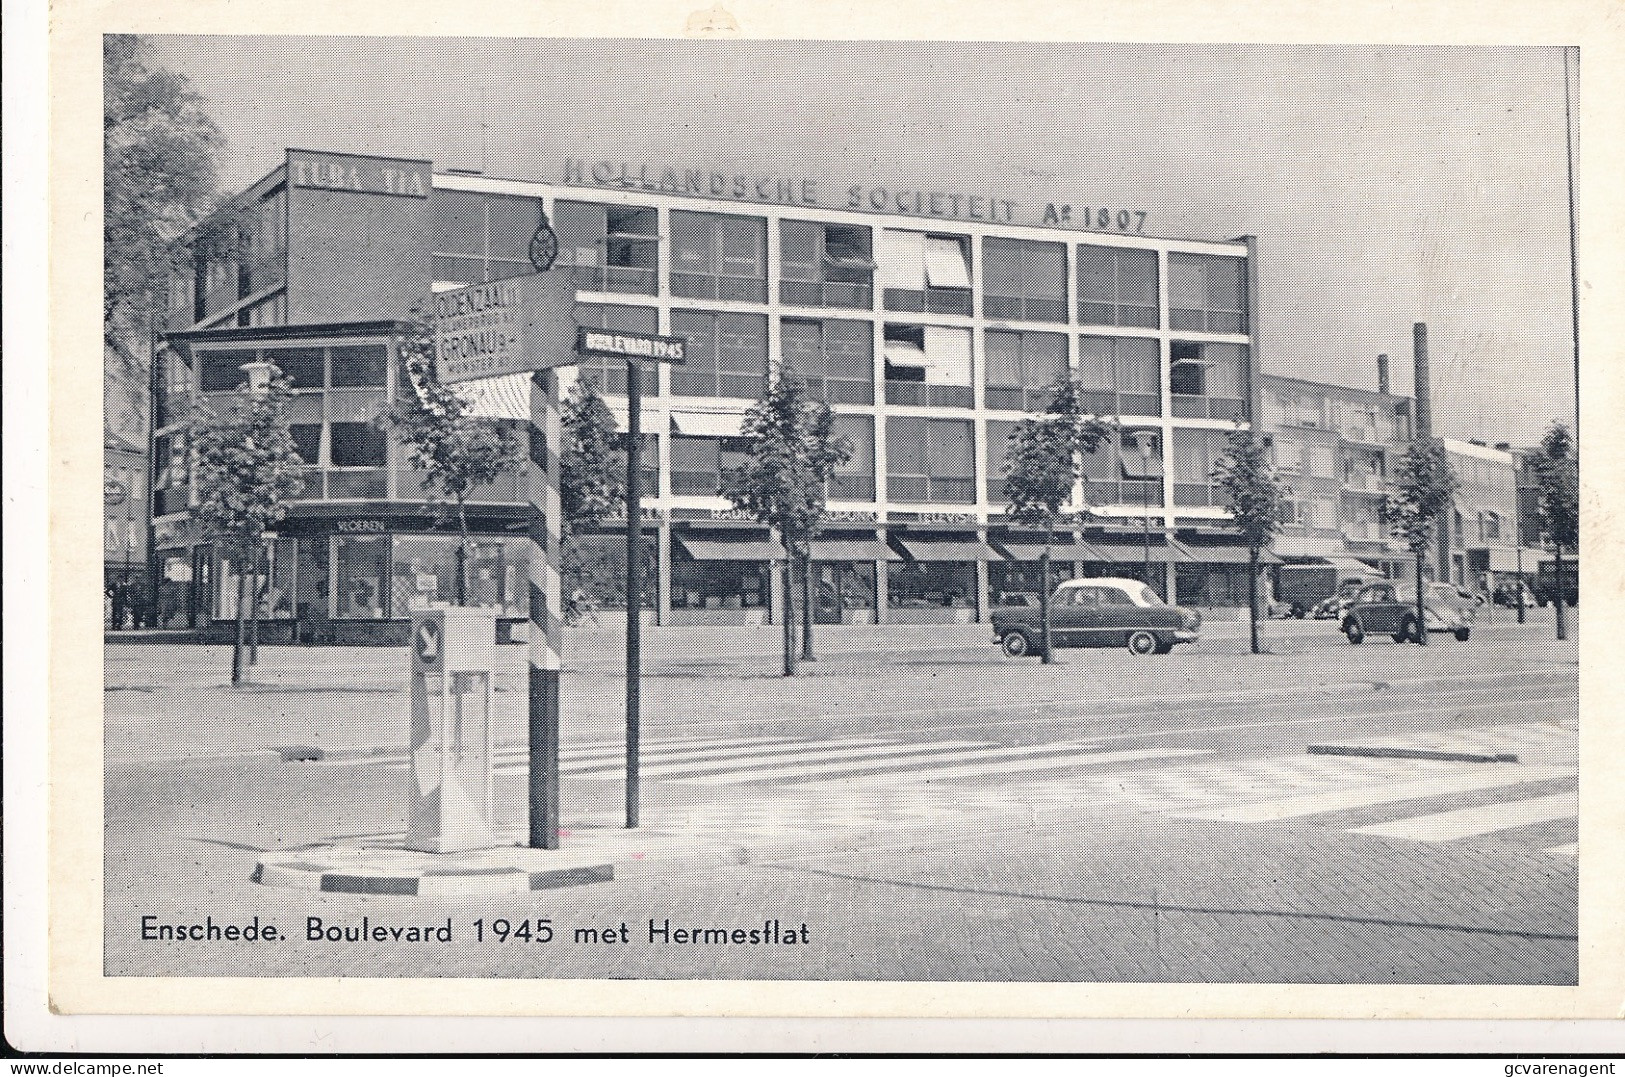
[1211,426,1287,655]
[1533,421,1579,641]
[722,373,852,675]
[1001,377,1115,663]
[377,318,522,606]
[187,365,306,684]
[104,34,228,441]
[560,376,629,625]
[1385,438,1460,645]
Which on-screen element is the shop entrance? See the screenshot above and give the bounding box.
[813,562,876,625]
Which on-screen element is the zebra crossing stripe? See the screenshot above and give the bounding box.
[556,737,897,775]
[832,747,1215,787]
[600,740,993,782]
[1545,842,1578,856]
[1176,764,1574,824]
[1348,791,1576,843]
[674,743,1198,787]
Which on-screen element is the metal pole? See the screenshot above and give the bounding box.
[1516,543,1526,624]
[527,369,562,849]
[625,356,642,829]
[1141,441,1153,590]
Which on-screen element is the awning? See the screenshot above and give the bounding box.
[893,537,999,562]
[674,535,785,561]
[1318,555,1377,573]
[1183,543,1284,565]
[670,411,747,438]
[810,538,900,561]
[996,540,1105,562]
[1084,535,1200,564]
[1475,546,1537,572]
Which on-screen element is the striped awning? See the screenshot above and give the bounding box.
[670,411,747,438]
[892,537,1000,562]
[809,538,899,561]
[674,535,785,561]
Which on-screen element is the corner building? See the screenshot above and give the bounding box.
[153,149,1264,641]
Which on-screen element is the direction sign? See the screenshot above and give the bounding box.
[576,326,688,364]
[433,271,578,384]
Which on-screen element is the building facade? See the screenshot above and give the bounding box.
[153,148,1268,641]
[104,430,148,627]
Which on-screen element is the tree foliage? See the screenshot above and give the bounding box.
[1385,438,1460,556]
[187,369,306,555]
[1211,426,1285,552]
[105,35,228,432]
[1534,421,1579,554]
[723,375,853,559]
[376,317,521,600]
[1001,377,1116,527]
[559,377,630,625]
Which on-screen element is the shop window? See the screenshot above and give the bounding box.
[982,237,1067,323]
[575,304,660,396]
[887,560,977,609]
[781,318,874,404]
[985,418,1018,503]
[564,531,656,611]
[554,200,659,295]
[670,211,767,303]
[828,414,876,501]
[886,416,975,503]
[877,230,973,316]
[1077,245,1159,328]
[990,559,1074,607]
[672,557,769,611]
[1168,252,1247,333]
[1169,341,1248,421]
[780,220,874,309]
[335,535,390,619]
[329,422,387,468]
[984,330,1066,412]
[1076,336,1160,417]
[670,310,768,399]
[883,325,972,408]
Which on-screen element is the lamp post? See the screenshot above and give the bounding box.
[1132,430,1158,593]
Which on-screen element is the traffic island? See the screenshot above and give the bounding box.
[1309,744,1518,764]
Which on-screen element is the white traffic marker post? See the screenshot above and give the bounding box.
[405,607,497,852]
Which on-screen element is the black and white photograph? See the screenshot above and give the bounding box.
[17,0,1624,1047]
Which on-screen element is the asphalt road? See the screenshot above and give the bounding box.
[100,612,1579,984]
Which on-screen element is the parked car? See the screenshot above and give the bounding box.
[1311,580,1366,620]
[1340,581,1476,644]
[1493,580,1535,608]
[992,577,1202,657]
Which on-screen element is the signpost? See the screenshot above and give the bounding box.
[434,270,577,850]
[574,327,688,829]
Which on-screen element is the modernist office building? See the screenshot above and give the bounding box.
[152,148,1268,641]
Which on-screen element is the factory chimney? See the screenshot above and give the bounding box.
[1412,323,1432,441]
[1377,353,1390,396]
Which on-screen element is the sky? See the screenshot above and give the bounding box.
[150,37,1580,447]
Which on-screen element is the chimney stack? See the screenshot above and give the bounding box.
[1412,323,1432,441]
[1377,353,1390,395]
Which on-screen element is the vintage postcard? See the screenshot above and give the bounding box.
[14,0,1625,1054]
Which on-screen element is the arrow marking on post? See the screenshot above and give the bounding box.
[416,621,440,663]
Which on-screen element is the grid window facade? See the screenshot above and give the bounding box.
[1076,244,1158,328]
[829,413,876,502]
[1168,253,1248,333]
[670,434,752,497]
[781,317,875,404]
[982,237,1067,323]
[984,329,1067,412]
[428,189,543,285]
[1169,340,1248,421]
[886,416,975,504]
[780,220,875,309]
[554,200,659,295]
[883,325,973,409]
[878,231,973,316]
[670,310,769,399]
[670,210,768,302]
[575,303,661,396]
[1075,335,1161,417]
[1171,428,1232,508]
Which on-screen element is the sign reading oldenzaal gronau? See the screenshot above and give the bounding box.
[433,272,578,385]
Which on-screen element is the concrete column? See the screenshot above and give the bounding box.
[975,554,990,624]
[656,520,671,626]
[874,553,890,624]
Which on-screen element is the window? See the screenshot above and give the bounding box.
[883,325,972,408]
[982,237,1067,322]
[1308,445,1336,479]
[1169,341,1248,421]
[671,211,767,302]
[238,189,287,297]
[670,310,768,398]
[1168,253,1247,333]
[985,418,1017,503]
[427,189,544,285]
[197,350,248,393]
[335,535,390,619]
[1273,437,1302,473]
[329,423,386,468]
[886,416,975,503]
[781,318,874,404]
[1171,428,1230,507]
[329,344,387,388]
[877,230,973,315]
[575,304,660,396]
[1483,511,1502,542]
[780,220,874,309]
[1077,245,1159,328]
[829,414,876,501]
[670,434,751,496]
[289,424,322,467]
[264,346,325,390]
[554,200,659,295]
[1076,336,1161,417]
[984,330,1067,411]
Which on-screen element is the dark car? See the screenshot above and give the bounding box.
[1341,581,1475,644]
[992,577,1202,657]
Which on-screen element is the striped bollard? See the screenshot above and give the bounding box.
[528,368,563,849]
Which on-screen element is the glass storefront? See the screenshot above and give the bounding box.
[671,559,770,613]
[887,560,976,611]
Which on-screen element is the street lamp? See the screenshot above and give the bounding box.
[1131,430,1159,593]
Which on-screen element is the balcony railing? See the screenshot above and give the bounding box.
[568,264,658,296]
[884,382,974,409]
[982,294,1067,323]
[779,280,873,310]
[1170,395,1246,421]
[887,475,975,504]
